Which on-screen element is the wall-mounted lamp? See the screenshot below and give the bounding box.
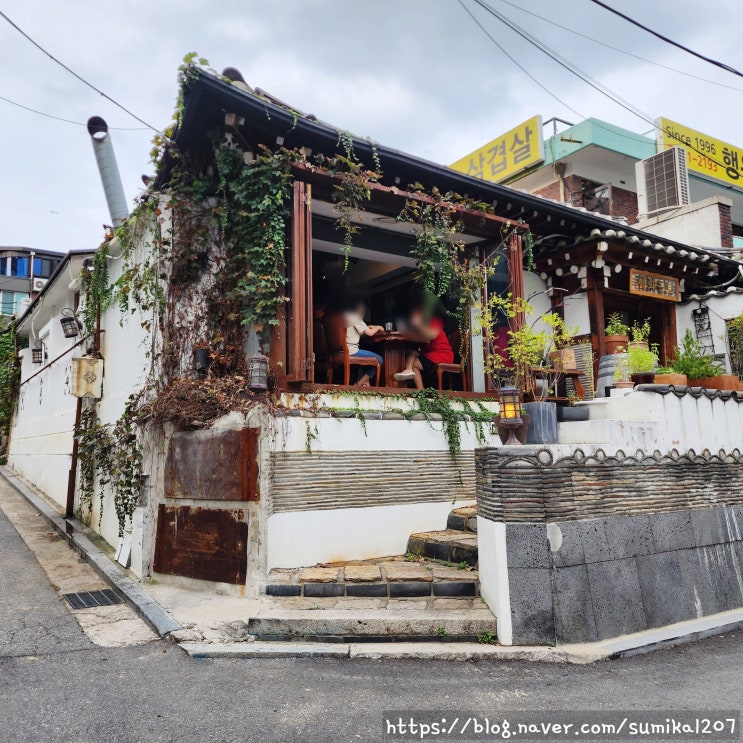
[497,385,523,446]
[31,340,47,365]
[60,308,82,338]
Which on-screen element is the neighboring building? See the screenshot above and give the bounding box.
[0,246,63,318]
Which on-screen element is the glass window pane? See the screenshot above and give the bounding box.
[11,257,28,277]
[1,292,13,315]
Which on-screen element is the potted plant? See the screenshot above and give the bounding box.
[654,365,687,386]
[672,330,723,387]
[545,314,579,370]
[628,343,658,385]
[629,318,651,350]
[557,391,589,422]
[604,312,629,355]
[613,354,634,389]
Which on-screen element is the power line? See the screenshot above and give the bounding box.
[469,0,735,174]
[496,0,743,94]
[0,92,150,130]
[0,9,162,132]
[457,0,585,120]
[587,0,743,79]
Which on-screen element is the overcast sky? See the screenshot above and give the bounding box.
[1,0,742,254]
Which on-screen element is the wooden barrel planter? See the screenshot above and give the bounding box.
[596,353,627,398]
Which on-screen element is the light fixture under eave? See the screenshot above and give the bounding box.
[60,308,82,338]
[247,353,269,391]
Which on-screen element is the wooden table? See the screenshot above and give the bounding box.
[371,331,413,388]
[529,366,587,400]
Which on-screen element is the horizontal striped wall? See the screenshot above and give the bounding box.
[270,450,475,513]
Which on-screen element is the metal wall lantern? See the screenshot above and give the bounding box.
[31,340,47,365]
[246,353,269,391]
[60,308,82,339]
[498,385,523,445]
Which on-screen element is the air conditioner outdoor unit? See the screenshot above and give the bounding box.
[32,278,48,292]
[636,146,690,218]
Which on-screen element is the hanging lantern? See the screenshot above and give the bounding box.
[31,340,46,365]
[247,353,269,391]
[60,308,81,338]
[498,385,523,445]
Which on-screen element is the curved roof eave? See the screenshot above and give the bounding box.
[171,70,742,274]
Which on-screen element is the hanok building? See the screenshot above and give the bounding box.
[6,67,743,599]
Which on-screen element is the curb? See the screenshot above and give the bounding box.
[179,641,609,663]
[0,466,181,638]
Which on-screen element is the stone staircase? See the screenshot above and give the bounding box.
[256,505,492,643]
[407,506,478,567]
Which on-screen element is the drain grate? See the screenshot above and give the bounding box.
[63,589,123,610]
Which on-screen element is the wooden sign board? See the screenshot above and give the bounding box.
[629,268,680,302]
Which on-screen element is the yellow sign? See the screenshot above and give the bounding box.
[629,268,680,303]
[450,115,544,183]
[657,116,743,188]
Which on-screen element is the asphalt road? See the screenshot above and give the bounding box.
[1,506,741,743]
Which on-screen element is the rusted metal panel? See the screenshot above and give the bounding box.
[165,427,259,501]
[153,505,247,584]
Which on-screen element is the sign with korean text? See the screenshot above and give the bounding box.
[629,268,680,302]
[657,117,743,188]
[450,115,544,183]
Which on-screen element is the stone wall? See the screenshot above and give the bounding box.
[476,445,743,645]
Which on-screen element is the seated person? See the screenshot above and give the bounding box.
[394,302,453,389]
[344,297,384,387]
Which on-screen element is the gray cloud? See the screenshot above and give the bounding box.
[1,0,742,252]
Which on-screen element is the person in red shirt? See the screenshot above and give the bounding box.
[394,306,453,389]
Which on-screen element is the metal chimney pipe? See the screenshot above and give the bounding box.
[86,116,129,227]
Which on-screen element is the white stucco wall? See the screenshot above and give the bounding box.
[563,292,591,336]
[676,290,743,373]
[636,196,729,249]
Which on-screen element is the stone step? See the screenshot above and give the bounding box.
[248,608,496,642]
[407,529,478,567]
[265,559,479,599]
[447,506,478,533]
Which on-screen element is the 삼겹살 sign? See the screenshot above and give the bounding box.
[629,268,680,302]
[657,116,743,189]
[450,115,544,184]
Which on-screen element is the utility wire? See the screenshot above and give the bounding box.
[0,9,162,132]
[496,0,743,94]
[470,0,735,174]
[457,0,585,120]
[0,92,150,130]
[588,0,743,79]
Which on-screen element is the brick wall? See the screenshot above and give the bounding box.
[719,201,734,249]
[533,177,639,222]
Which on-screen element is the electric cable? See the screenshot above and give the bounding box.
[0,92,150,130]
[496,0,743,93]
[587,0,743,79]
[0,9,162,132]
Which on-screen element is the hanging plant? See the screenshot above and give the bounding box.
[79,242,113,339]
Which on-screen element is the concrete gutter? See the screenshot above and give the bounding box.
[0,466,180,638]
[180,641,607,663]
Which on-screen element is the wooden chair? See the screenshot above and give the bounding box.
[432,330,467,392]
[323,314,380,387]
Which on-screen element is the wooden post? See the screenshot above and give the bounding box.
[508,232,526,330]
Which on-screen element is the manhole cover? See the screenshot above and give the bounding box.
[62,589,123,610]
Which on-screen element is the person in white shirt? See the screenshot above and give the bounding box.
[344,298,384,387]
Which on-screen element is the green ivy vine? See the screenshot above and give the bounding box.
[76,396,145,538]
[79,242,112,338]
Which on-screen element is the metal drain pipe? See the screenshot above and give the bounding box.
[86,116,128,227]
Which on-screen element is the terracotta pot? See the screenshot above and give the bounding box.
[688,379,705,387]
[604,335,628,355]
[494,413,530,445]
[704,374,739,391]
[628,341,649,351]
[614,381,635,389]
[654,373,687,386]
[548,349,577,370]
